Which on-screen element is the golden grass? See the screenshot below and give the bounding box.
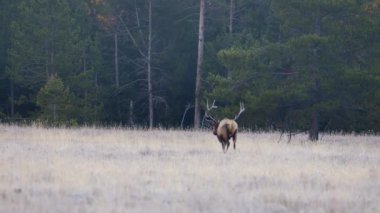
[0,124,379,212]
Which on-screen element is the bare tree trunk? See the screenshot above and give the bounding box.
[229,0,234,35]
[114,32,122,119]
[45,58,49,80]
[308,73,321,141]
[50,52,54,75]
[194,0,205,129]
[309,3,321,141]
[309,109,319,141]
[83,54,88,103]
[147,0,153,129]
[129,100,134,126]
[114,32,119,88]
[10,79,14,118]
[134,0,141,28]
[120,1,154,128]
[53,103,57,122]
[181,104,193,129]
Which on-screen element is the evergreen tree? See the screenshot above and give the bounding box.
[8,0,103,123]
[206,0,380,136]
[36,75,72,123]
[9,0,82,89]
[0,0,21,118]
[0,0,379,131]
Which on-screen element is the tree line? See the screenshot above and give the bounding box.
[0,0,379,139]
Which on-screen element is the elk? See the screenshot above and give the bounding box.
[204,100,245,153]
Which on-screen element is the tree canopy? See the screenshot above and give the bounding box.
[0,0,379,137]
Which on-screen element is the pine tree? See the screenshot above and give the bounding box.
[36,75,72,123]
[8,0,104,123]
[207,0,380,135]
[8,0,82,96]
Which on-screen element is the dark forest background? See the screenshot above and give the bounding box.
[0,0,379,138]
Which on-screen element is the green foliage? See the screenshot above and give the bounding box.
[204,0,380,133]
[4,0,104,123]
[0,0,379,132]
[36,75,73,124]
[8,0,82,89]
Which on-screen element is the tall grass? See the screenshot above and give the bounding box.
[0,124,379,212]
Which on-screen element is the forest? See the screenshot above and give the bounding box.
[0,0,379,139]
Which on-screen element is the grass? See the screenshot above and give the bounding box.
[0,124,379,212]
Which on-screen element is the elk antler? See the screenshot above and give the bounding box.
[234,102,245,120]
[205,99,218,123]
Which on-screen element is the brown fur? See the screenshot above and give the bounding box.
[213,119,238,153]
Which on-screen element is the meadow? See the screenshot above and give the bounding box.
[0,124,379,212]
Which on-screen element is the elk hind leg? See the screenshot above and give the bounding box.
[232,131,237,150]
[221,142,226,153]
[226,140,230,152]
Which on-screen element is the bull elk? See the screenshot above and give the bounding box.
[205,100,245,153]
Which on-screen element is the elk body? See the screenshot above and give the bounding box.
[205,101,245,153]
[213,119,238,153]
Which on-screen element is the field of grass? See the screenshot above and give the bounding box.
[0,124,379,212]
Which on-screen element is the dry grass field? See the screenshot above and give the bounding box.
[0,124,379,213]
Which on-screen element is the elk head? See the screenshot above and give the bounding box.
[204,100,245,153]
